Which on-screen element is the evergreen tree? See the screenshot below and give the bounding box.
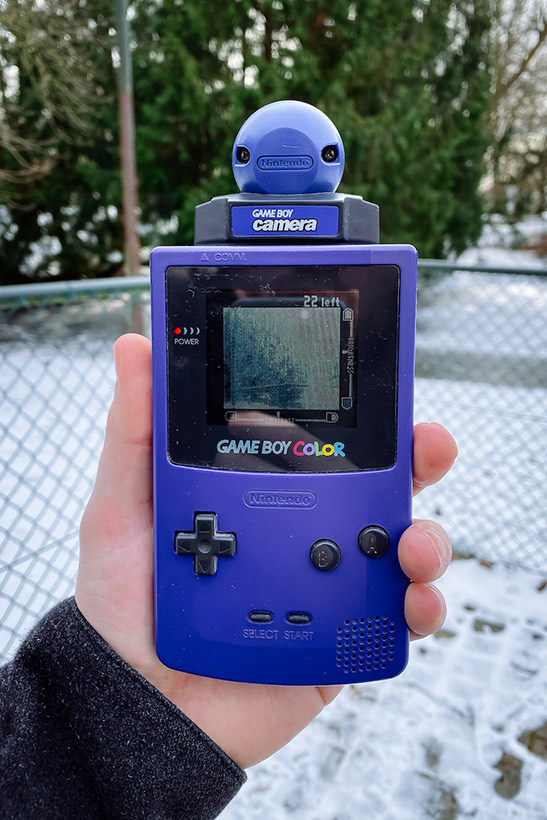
[133,0,496,256]
[0,0,496,282]
[0,0,120,283]
[130,0,254,246]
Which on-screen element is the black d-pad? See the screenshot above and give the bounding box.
[174,513,237,576]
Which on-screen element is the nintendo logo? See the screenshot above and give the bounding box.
[243,490,317,509]
[257,155,313,170]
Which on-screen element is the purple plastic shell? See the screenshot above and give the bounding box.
[151,243,417,686]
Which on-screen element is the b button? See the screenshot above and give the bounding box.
[310,539,341,571]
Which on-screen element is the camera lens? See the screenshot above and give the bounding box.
[321,144,338,163]
[236,146,251,164]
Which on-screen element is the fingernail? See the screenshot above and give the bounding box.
[113,342,121,381]
[428,583,447,626]
[430,422,459,459]
[424,526,451,572]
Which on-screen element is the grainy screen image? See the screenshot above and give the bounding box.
[223,306,340,410]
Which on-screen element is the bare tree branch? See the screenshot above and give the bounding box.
[493,13,547,103]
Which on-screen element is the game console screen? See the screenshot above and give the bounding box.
[207,289,357,427]
[223,305,341,411]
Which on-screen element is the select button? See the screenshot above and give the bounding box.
[248,611,274,623]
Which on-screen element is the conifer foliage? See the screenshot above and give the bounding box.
[0,1,495,283]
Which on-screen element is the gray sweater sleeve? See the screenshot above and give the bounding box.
[0,598,246,820]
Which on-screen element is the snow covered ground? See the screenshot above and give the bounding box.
[223,558,547,820]
[0,230,546,816]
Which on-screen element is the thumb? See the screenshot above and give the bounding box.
[81,333,153,543]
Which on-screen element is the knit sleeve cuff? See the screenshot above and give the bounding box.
[4,597,246,819]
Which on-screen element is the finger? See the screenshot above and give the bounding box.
[398,519,452,583]
[413,422,458,496]
[405,582,447,640]
[111,333,153,448]
[82,333,153,532]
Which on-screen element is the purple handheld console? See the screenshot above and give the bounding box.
[151,102,417,685]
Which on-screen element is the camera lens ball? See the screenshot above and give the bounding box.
[232,101,345,194]
[321,145,338,163]
[236,146,251,164]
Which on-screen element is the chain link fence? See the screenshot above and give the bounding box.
[1,264,546,661]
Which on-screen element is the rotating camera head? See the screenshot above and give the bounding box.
[232,100,345,195]
[194,99,378,245]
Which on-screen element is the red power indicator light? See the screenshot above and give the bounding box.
[174,327,182,335]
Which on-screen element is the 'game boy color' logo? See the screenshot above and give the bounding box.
[244,490,317,510]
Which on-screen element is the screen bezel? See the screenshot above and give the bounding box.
[166,264,400,473]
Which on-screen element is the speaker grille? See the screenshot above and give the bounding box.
[336,615,396,675]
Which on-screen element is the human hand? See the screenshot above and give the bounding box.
[76,333,457,769]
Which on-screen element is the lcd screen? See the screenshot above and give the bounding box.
[206,289,357,427]
[223,306,341,411]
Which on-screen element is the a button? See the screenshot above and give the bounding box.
[310,539,341,571]
[358,525,390,558]
[174,513,236,576]
[249,611,274,623]
[287,612,312,625]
